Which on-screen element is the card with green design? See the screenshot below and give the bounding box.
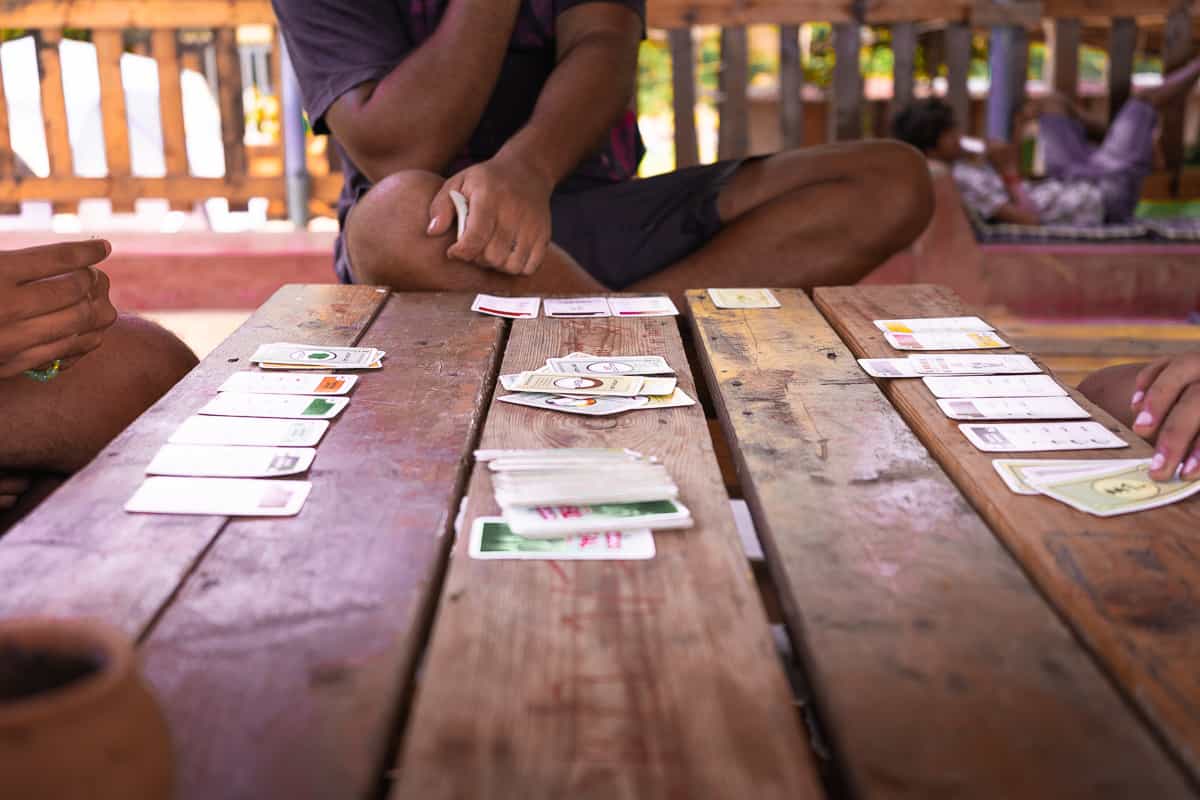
[199,393,348,420]
[1029,459,1200,516]
[468,517,655,560]
[503,499,691,538]
[250,342,384,368]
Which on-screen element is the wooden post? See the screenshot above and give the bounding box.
[1046,18,1080,102]
[214,27,248,209]
[36,29,75,213]
[832,22,862,141]
[669,27,699,168]
[1162,2,1190,196]
[93,29,135,213]
[1108,18,1137,124]
[891,22,916,123]
[279,34,309,227]
[0,51,17,215]
[718,26,749,160]
[986,25,1017,140]
[153,29,193,212]
[779,24,803,149]
[944,22,971,134]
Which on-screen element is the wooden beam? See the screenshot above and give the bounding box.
[718,26,749,160]
[669,28,700,168]
[0,0,276,29]
[645,0,975,27]
[214,27,248,210]
[971,0,1043,29]
[1042,0,1178,15]
[0,46,16,215]
[891,22,917,122]
[1047,18,1081,101]
[945,22,972,133]
[0,174,341,204]
[93,29,135,213]
[1161,1,1191,195]
[1109,18,1137,124]
[152,29,192,212]
[36,29,74,213]
[779,24,804,149]
[832,21,862,141]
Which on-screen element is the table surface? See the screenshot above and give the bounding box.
[2,284,1198,799]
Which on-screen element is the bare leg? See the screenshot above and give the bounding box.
[631,140,933,302]
[0,314,197,474]
[1136,53,1200,110]
[1078,362,1144,430]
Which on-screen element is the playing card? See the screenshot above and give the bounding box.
[639,377,678,396]
[468,517,655,560]
[546,355,673,375]
[218,372,358,396]
[125,477,312,516]
[497,393,643,416]
[169,416,329,447]
[909,354,1040,375]
[258,360,382,371]
[471,294,540,319]
[858,358,919,378]
[959,422,1128,453]
[1028,460,1200,516]
[543,297,611,318]
[708,288,781,309]
[509,372,645,397]
[450,189,468,241]
[884,331,1009,351]
[923,375,1067,398]
[250,343,384,368]
[146,444,316,478]
[503,499,692,538]
[476,447,643,463]
[198,393,349,420]
[992,458,1143,495]
[873,316,994,333]
[492,463,678,507]
[638,388,697,409]
[937,396,1090,421]
[607,296,679,317]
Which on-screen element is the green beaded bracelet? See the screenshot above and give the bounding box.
[24,360,62,382]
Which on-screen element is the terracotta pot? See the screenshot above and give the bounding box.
[0,617,173,799]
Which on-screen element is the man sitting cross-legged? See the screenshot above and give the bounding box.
[0,240,198,520]
[272,1,932,298]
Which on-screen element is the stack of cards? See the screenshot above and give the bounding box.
[497,352,696,416]
[862,316,1126,455]
[471,294,679,319]
[992,458,1200,517]
[707,288,780,309]
[126,343,373,517]
[465,449,691,559]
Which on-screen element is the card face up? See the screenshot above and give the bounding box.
[468,517,655,560]
[125,477,312,516]
[909,354,1040,375]
[708,288,780,309]
[146,444,316,478]
[169,416,329,447]
[498,393,643,416]
[873,316,994,333]
[199,393,349,420]
[218,372,358,396]
[884,331,1009,351]
[992,458,1143,495]
[546,355,673,376]
[471,294,540,318]
[509,373,645,397]
[607,296,678,317]
[1028,460,1200,517]
[937,396,1090,421]
[959,422,1128,453]
[858,358,919,378]
[923,375,1067,399]
[543,297,611,318]
[250,343,382,368]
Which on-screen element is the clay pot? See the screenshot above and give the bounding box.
[0,617,173,799]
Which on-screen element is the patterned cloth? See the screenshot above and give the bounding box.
[952,161,1107,226]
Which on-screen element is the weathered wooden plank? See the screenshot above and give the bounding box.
[779,24,803,149]
[391,313,823,799]
[832,21,862,141]
[890,22,916,122]
[214,26,248,209]
[1161,1,1191,195]
[668,28,700,169]
[153,28,193,212]
[36,29,75,213]
[687,289,1194,799]
[93,29,135,213]
[718,26,749,160]
[0,173,343,204]
[141,294,503,800]
[0,285,388,635]
[1108,18,1137,123]
[1047,18,1081,102]
[0,0,276,28]
[944,22,971,133]
[971,0,1043,28]
[813,283,1200,783]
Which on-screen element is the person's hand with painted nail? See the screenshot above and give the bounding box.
[1129,354,1200,481]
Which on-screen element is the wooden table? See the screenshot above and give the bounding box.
[3,283,1198,799]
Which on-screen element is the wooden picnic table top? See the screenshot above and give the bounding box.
[2,283,1199,799]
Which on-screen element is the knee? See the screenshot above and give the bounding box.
[346,170,448,286]
[853,140,934,255]
[106,314,197,400]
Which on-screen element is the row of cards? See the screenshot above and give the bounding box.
[874,315,1009,351]
[124,343,381,516]
[497,352,695,417]
[471,294,678,319]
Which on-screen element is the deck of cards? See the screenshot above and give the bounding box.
[471,294,679,319]
[126,341,377,517]
[496,352,695,416]
[466,449,693,559]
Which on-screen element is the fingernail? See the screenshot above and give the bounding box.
[101,239,112,257]
[1135,410,1153,427]
[1131,390,1145,406]
[427,217,439,235]
[1150,452,1166,471]
[1185,457,1199,478]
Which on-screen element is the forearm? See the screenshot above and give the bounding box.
[330,1,520,181]
[1002,175,1039,221]
[496,28,638,186]
[1078,362,1144,429]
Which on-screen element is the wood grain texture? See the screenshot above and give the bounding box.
[140,294,503,800]
[814,283,1200,785]
[779,24,803,149]
[93,29,134,212]
[0,285,387,636]
[686,289,1194,799]
[669,28,700,169]
[717,26,749,160]
[391,315,823,800]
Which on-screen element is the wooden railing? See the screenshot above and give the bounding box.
[0,0,1194,222]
